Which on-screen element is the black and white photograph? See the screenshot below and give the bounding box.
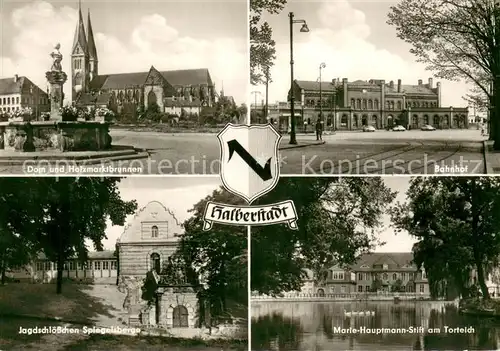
[0,176,248,350]
[251,176,500,351]
[0,0,247,175]
[250,0,499,175]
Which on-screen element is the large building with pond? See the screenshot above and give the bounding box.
[270,77,468,132]
[71,5,216,117]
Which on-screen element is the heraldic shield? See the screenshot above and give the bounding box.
[217,124,282,204]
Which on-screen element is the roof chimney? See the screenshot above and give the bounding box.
[389,80,394,88]
[418,79,423,85]
[14,74,18,83]
[397,79,401,93]
[428,78,433,88]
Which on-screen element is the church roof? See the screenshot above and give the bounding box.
[87,10,98,60]
[72,6,88,54]
[89,68,213,91]
[0,76,46,96]
[76,92,112,106]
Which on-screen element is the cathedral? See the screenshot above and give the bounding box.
[71,5,216,117]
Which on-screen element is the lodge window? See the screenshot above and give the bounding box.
[111,261,117,270]
[365,285,370,292]
[358,273,363,280]
[383,273,388,280]
[351,98,355,108]
[36,262,43,271]
[152,225,159,238]
[68,261,75,270]
[77,262,83,270]
[392,273,397,280]
[420,285,425,293]
[358,285,363,292]
[402,272,406,281]
[103,261,109,270]
[94,261,101,270]
[368,99,373,109]
[44,262,51,270]
[150,253,161,273]
[365,273,370,280]
[362,99,367,109]
[356,99,361,109]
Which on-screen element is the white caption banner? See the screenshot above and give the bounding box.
[202,200,299,231]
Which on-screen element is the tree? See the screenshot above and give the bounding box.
[0,179,42,284]
[250,0,287,85]
[251,177,396,295]
[387,0,500,149]
[371,277,383,292]
[391,279,404,292]
[6,178,137,294]
[390,177,500,300]
[174,187,247,323]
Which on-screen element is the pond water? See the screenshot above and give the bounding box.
[251,300,500,350]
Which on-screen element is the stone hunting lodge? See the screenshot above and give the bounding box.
[71,3,216,117]
[264,77,469,131]
[8,201,199,329]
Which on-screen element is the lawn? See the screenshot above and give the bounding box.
[0,283,119,350]
[62,334,247,351]
[0,283,248,350]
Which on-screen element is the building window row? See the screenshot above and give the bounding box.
[0,97,48,106]
[351,98,379,110]
[35,260,117,271]
[356,271,415,281]
[408,101,438,108]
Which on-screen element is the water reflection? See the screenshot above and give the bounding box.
[251,301,500,350]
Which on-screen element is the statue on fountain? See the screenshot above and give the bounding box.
[50,43,63,72]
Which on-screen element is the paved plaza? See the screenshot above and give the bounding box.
[279,129,486,175]
[0,129,488,175]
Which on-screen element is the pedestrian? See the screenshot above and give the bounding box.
[315,119,323,141]
[481,123,485,136]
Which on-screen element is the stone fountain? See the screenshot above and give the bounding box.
[0,43,113,153]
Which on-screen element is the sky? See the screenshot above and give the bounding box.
[253,0,476,111]
[0,0,248,104]
[96,175,415,253]
[373,176,414,253]
[99,176,221,250]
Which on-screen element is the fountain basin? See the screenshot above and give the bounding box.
[0,120,112,152]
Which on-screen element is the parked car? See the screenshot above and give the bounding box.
[363,125,376,132]
[392,125,406,131]
[421,124,436,131]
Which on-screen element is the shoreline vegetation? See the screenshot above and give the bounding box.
[459,298,500,318]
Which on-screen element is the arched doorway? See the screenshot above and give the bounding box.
[147,90,157,107]
[317,288,325,297]
[150,253,161,273]
[412,114,418,128]
[433,115,439,128]
[372,115,378,128]
[341,114,348,128]
[423,115,429,125]
[362,114,368,126]
[173,305,189,328]
[387,115,394,128]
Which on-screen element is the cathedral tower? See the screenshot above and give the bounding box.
[71,1,89,102]
[87,10,98,83]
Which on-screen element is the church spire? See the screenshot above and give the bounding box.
[72,0,87,54]
[87,9,98,61]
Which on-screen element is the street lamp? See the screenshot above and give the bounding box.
[251,90,262,123]
[289,12,309,145]
[319,62,326,126]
